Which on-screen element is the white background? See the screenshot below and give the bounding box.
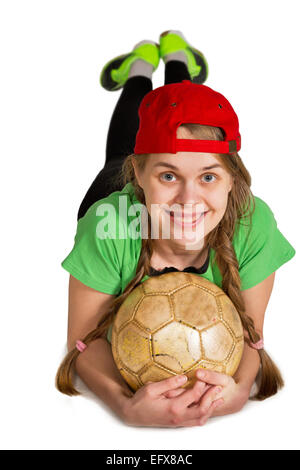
[1,0,299,451]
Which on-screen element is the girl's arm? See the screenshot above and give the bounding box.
[67,275,132,419]
[74,338,133,418]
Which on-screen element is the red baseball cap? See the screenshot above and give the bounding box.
[134,80,241,155]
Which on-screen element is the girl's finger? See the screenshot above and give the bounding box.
[165,379,211,399]
[196,369,230,387]
[165,383,212,404]
[198,398,224,426]
[164,388,186,398]
[150,374,188,396]
[173,380,207,409]
[196,385,223,415]
[187,384,212,407]
[164,382,212,400]
[177,399,224,427]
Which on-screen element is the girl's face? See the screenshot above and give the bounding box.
[133,135,233,251]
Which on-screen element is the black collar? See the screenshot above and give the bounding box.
[149,248,210,277]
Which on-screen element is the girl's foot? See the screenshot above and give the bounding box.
[100,40,160,91]
[159,30,209,84]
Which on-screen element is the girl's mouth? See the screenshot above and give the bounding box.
[164,210,209,227]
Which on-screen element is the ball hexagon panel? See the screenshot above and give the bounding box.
[201,322,234,362]
[117,322,151,373]
[224,339,244,375]
[216,294,244,338]
[113,284,144,332]
[119,367,141,392]
[172,285,219,330]
[142,271,191,294]
[186,273,224,296]
[134,294,173,331]
[152,321,201,373]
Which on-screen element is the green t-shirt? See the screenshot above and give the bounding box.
[61,182,296,343]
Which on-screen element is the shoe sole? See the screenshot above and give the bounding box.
[188,47,209,84]
[100,53,132,91]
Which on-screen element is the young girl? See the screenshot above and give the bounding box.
[56,31,296,428]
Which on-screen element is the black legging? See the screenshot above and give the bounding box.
[77,61,190,221]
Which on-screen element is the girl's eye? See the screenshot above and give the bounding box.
[202,174,217,183]
[160,173,217,183]
[161,173,176,182]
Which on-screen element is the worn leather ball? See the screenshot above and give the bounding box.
[111,272,244,391]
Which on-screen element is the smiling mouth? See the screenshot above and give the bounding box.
[164,210,209,225]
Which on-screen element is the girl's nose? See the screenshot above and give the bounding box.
[177,182,203,205]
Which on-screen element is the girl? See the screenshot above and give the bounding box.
[56,31,296,428]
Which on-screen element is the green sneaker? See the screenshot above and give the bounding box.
[100,40,160,91]
[159,30,209,84]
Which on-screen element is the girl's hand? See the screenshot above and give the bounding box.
[195,369,250,419]
[164,369,250,425]
[122,374,224,428]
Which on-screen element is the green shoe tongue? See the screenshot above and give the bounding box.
[160,33,189,57]
[160,33,202,80]
[111,44,160,85]
[134,43,160,68]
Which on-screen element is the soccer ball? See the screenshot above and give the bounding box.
[111,272,244,391]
